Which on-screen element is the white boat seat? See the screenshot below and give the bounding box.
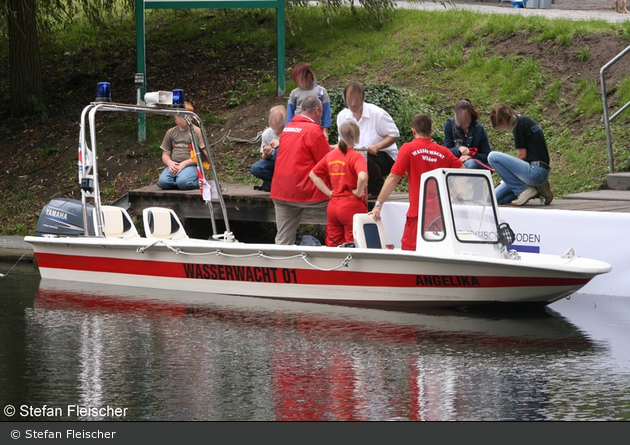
[352,213,388,249]
[143,207,188,240]
[97,206,140,239]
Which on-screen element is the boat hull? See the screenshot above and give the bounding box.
[25,236,611,308]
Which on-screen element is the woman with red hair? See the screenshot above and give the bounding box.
[286,62,331,140]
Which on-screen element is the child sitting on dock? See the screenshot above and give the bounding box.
[157,101,207,191]
[250,105,286,192]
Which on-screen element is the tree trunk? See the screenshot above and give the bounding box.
[7,0,44,118]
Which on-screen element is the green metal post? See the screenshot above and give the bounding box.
[276,0,285,96]
[136,0,147,141]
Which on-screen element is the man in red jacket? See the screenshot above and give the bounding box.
[270,96,331,245]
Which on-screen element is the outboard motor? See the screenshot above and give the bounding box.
[35,198,95,237]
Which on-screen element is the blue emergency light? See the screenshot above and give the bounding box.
[95,82,112,102]
[172,89,185,107]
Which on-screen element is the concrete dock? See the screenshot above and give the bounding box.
[0,236,35,262]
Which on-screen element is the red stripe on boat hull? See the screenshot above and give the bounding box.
[34,252,591,289]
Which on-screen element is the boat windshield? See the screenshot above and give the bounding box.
[446,173,499,244]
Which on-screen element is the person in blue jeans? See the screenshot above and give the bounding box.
[444,98,492,170]
[157,101,206,190]
[488,103,553,206]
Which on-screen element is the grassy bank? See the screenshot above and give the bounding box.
[286,7,630,191]
[2,5,630,235]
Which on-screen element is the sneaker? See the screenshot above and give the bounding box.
[511,187,538,206]
[537,181,553,205]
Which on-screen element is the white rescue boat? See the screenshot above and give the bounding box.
[25,102,612,308]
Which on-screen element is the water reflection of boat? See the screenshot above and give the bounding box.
[31,280,607,421]
[24,103,611,309]
[36,280,595,354]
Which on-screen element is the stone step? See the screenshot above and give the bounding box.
[563,189,630,201]
[607,172,630,191]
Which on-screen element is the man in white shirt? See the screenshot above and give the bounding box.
[336,82,400,197]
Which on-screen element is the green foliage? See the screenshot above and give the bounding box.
[463,31,479,47]
[618,21,630,40]
[214,142,251,179]
[101,182,118,202]
[7,0,136,44]
[441,53,545,110]
[225,90,244,108]
[36,146,61,158]
[222,79,270,108]
[615,76,630,113]
[575,47,591,62]
[287,0,395,27]
[23,95,48,122]
[574,78,602,118]
[545,79,563,104]
[556,33,571,47]
[0,182,38,235]
[421,42,464,71]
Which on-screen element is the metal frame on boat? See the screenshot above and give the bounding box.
[24,103,612,308]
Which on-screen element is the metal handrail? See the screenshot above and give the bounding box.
[79,102,231,238]
[600,44,630,172]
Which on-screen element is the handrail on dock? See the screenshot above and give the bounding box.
[601,44,630,173]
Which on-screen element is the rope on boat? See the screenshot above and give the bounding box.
[136,239,165,254]
[136,242,353,271]
[207,129,263,148]
[0,250,30,278]
[300,253,353,271]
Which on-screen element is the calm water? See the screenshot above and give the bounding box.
[1,260,630,421]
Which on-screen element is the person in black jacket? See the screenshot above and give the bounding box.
[488,103,553,206]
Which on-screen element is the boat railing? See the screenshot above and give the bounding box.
[78,102,231,239]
